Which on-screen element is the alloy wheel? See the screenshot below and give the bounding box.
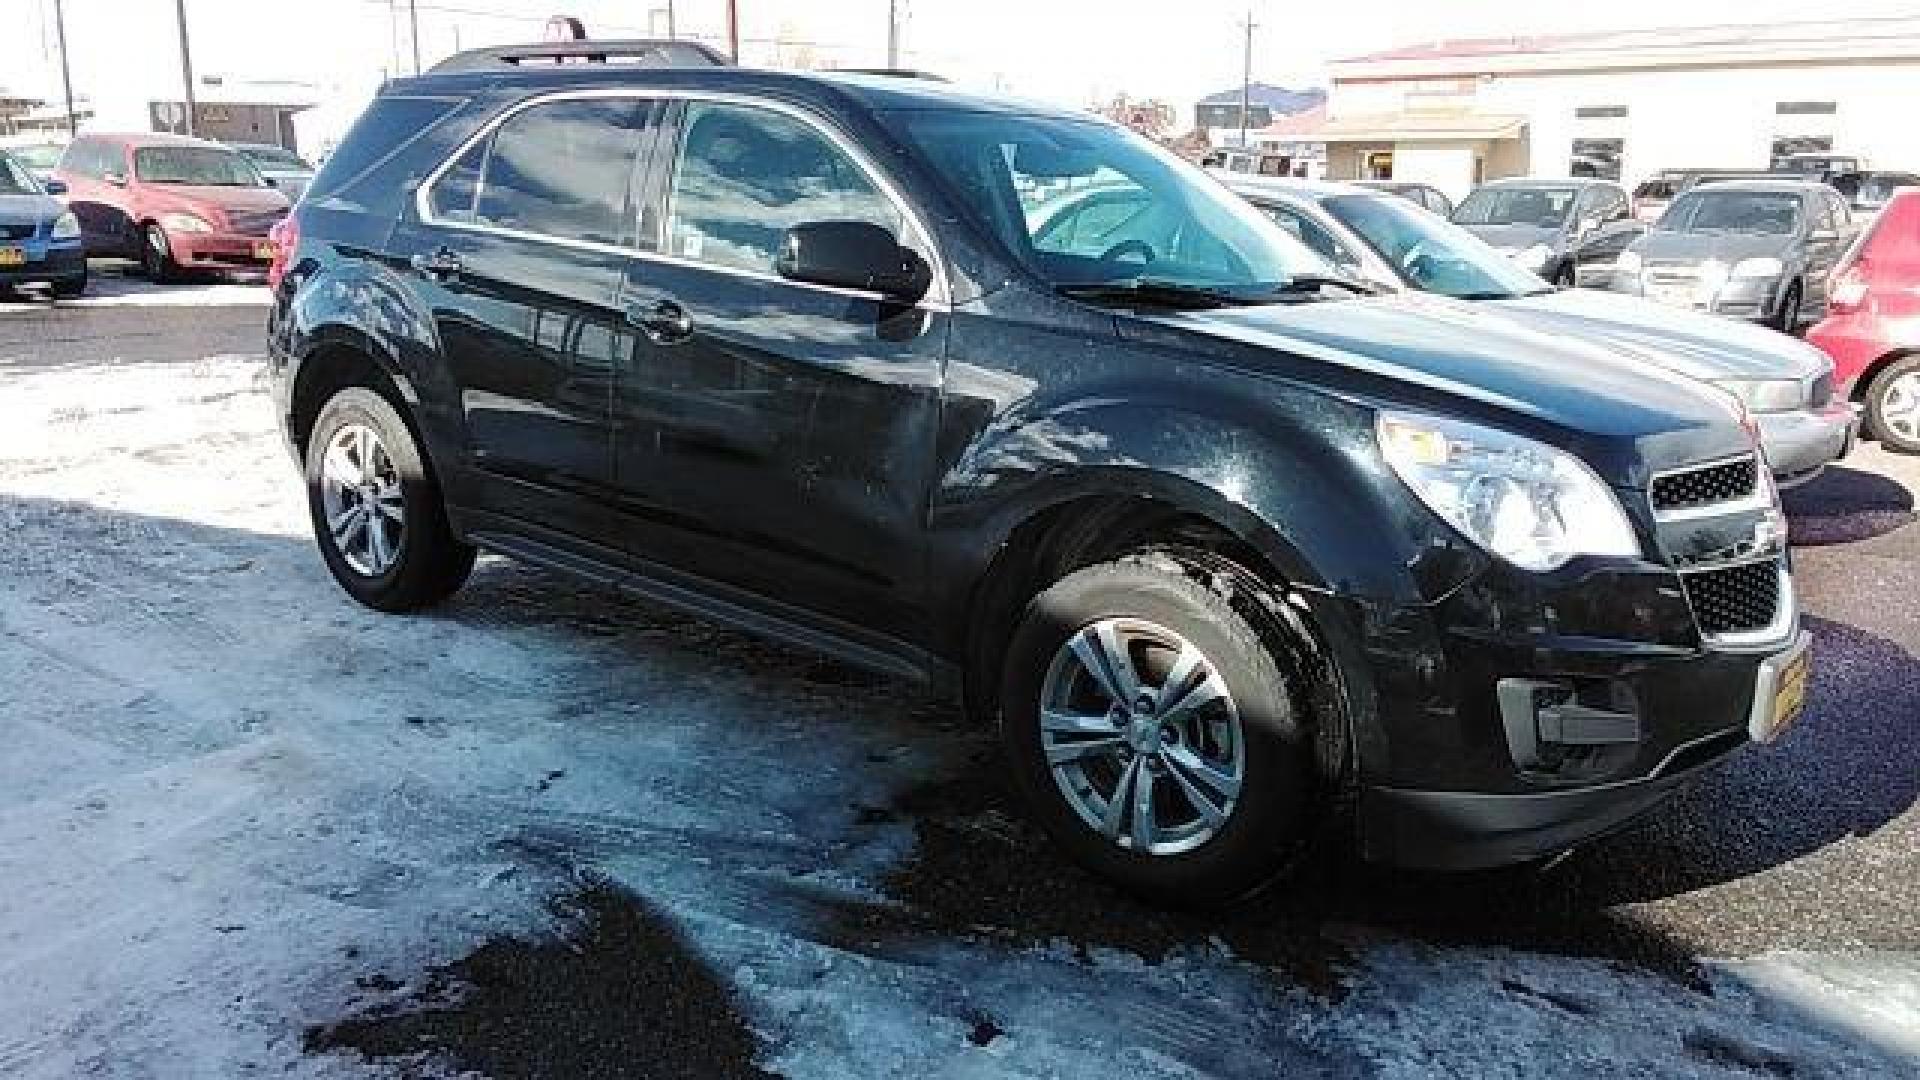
[318,423,406,576]
[1038,618,1245,856]
[1881,371,1920,444]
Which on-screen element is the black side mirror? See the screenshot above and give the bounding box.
[264,175,280,188]
[776,220,929,302]
[42,179,67,196]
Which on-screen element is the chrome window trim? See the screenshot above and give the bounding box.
[1647,452,1771,522]
[411,86,950,310]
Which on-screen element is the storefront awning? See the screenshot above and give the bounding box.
[1318,112,1527,143]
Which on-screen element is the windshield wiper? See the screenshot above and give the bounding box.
[1054,278,1261,310]
[1269,273,1385,297]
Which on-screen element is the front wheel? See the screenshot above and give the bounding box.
[999,552,1321,906]
[1865,355,1920,454]
[1772,280,1803,333]
[305,387,475,611]
[52,268,88,299]
[1553,262,1577,289]
[141,223,180,283]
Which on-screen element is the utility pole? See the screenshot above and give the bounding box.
[408,0,421,74]
[174,0,197,137]
[52,0,77,136]
[726,0,739,62]
[1238,8,1256,150]
[887,0,899,68]
[666,0,677,38]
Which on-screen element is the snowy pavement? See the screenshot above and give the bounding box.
[0,300,1915,1078]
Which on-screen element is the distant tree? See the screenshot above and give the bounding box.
[1098,94,1174,140]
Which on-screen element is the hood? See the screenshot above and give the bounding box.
[0,191,65,226]
[1633,229,1793,264]
[1489,287,1828,384]
[1457,222,1562,252]
[144,183,290,224]
[1138,292,1751,487]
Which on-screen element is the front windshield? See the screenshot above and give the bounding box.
[0,152,41,195]
[1660,191,1801,235]
[884,108,1332,294]
[239,144,311,170]
[1453,186,1577,227]
[133,146,266,186]
[1323,194,1547,300]
[10,144,63,171]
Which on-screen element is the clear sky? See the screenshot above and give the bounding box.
[12,0,1920,121]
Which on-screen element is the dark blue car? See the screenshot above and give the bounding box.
[0,148,87,297]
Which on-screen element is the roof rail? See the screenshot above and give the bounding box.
[430,38,731,74]
[831,67,949,82]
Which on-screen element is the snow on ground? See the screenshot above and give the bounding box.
[0,351,1914,1078]
[0,271,268,312]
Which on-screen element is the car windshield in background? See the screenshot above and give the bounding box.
[884,108,1332,298]
[10,144,64,171]
[1660,191,1801,235]
[1324,194,1548,300]
[238,145,312,171]
[134,146,266,186]
[1453,186,1578,227]
[0,153,40,195]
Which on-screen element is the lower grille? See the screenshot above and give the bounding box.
[0,222,35,242]
[1684,559,1781,637]
[1651,456,1760,515]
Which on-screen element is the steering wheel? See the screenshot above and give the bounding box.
[1399,237,1437,279]
[1099,238,1156,264]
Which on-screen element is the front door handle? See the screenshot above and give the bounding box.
[409,247,463,280]
[625,299,694,344]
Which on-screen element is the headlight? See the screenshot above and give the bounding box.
[159,213,212,234]
[1698,259,1731,293]
[1514,243,1552,270]
[1377,412,1641,572]
[50,212,80,240]
[1715,378,1804,413]
[1614,249,1642,275]
[1731,257,1784,279]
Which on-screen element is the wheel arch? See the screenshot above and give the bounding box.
[1850,347,1918,404]
[287,328,423,467]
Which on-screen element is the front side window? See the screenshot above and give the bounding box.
[884,108,1327,292]
[1660,191,1802,236]
[1325,193,1546,300]
[665,100,905,273]
[474,98,649,246]
[1453,186,1578,227]
[134,146,266,186]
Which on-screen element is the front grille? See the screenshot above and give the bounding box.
[1651,456,1760,514]
[1808,373,1833,408]
[1683,559,1781,637]
[226,208,286,237]
[0,222,36,242]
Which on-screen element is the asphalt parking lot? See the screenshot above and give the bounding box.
[1,275,1915,1078]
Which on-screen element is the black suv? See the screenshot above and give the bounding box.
[268,40,1810,903]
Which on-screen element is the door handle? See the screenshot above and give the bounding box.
[409,247,463,280]
[625,298,694,344]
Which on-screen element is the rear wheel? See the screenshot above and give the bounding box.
[1865,355,1920,454]
[999,552,1321,906]
[305,387,475,611]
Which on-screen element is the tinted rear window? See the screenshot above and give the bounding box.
[304,95,464,203]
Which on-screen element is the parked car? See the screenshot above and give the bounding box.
[1809,187,1920,454]
[1451,177,1642,288]
[1612,179,1854,331]
[1355,179,1452,217]
[270,40,1808,902]
[230,142,316,203]
[1228,177,1852,486]
[0,136,68,184]
[1827,170,1920,217]
[1630,169,1779,224]
[1774,152,1863,183]
[55,132,290,281]
[0,148,87,297]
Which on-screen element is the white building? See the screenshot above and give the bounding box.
[1320,17,1920,203]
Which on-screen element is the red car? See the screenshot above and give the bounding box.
[1809,187,1920,453]
[54,132,290,281]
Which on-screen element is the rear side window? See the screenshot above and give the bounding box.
[429,141,485,223]
[307,95,463,203]
[473,98,649,245]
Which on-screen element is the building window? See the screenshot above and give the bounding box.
[1771,135,1834,169]
[1775,101,1838,115]
[1575,105,1628,119]
[1572,138,1623,180]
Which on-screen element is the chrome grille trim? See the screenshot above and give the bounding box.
[1677,556,1796,651]
[1648,453,1769,522]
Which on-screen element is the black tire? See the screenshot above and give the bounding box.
[305,387,475,611]
[1553,262,1577,289]
[1772,280,1803,333]
[999,551,1321,907]
[1864,354,1920,454]
[52,269,88,299]
[140,223,180,283]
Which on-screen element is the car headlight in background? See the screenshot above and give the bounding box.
[1731,257,1784,279]
[50,212,80,241]
[1377,411,1641,572]
[1614,249,1642,276]
[1513,243,1553,271]
[1715,378,1805,413]
[1697,258,1731,295]
[159,213,212,234]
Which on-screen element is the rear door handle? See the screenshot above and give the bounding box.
[409,248,463,279]
[625,298,694,344]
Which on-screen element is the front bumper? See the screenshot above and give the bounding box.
[1756,402,1857,487]
[169,230,274,270]
[0,243,85,286]
[1612,273,1786,323]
